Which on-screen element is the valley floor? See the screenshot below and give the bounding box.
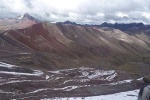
[0,62,142,100]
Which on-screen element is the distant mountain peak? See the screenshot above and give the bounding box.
[63,21,77,24]
[58,20,77,25]
[18,13,40,23]
[23,13,32,19]
[18,13,30,19]
[22,13,35,21]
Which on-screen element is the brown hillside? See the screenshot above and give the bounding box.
[0,22,150,70]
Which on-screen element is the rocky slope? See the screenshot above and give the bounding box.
[0,22,149,71]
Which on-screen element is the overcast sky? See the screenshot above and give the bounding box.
[0,0,150,24]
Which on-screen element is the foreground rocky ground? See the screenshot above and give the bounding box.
[0,62,143,100]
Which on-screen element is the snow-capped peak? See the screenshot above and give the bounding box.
[17,14,24,20]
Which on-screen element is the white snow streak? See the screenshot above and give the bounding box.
[42,89,139,100]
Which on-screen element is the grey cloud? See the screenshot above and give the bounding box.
[0,0,150,24]
[24,0,33,9]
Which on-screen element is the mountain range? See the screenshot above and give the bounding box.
[0,13,149,71]
[61,21,150,31]
[0,13,150,99]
